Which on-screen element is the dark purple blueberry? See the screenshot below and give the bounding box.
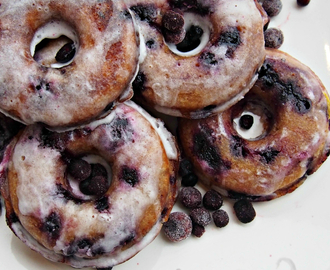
[176,25,203,52]
[42,212,62,240]
[239,114,254,130]
[95,196,109,212]
[192,223,205,238]
[77,238,93,250]
[259,148,280,164]
[163,29,186,44]
[203,189,223,211]
[55,42,76,63]
[79,175,109,196]
[262,0,283,17]
[181,173,198,187]
[146,39,156,49]
[212,209,229,228]
[218,27,241,58]
[67,158,92,182]
[162,212,192,242]
[199,52,218,66]
[297,0,310,6]
[169,0,211,16]
[120,166,139,187]
[8,212,20,224]
[179,158,194,177]
[231,135,248,158]
[233,199,256,224]
[179,187,202,208]
[189,207,211,227]
[132,71,146,93]
[264,28,284,49]
[162,10,184,32]
[91,163,108,178]
[130,4,157,23]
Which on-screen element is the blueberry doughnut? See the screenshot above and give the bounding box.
[130,0,267,118]
[178,49,330,201]
[0,101,179,268]
[0,0,139,128]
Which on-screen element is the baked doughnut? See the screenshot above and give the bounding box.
[130,0,267,118]
[178,49,330,201]
[0,0,139,128]
[0,101,179,268]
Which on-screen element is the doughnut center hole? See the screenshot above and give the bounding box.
[67,155,112,200]
[166,13,211,57]
[31,20,79,68]
[232,100,274,141]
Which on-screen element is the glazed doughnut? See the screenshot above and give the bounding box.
[0,101,179,268]
[178,49,330,201]
[129,0,267,118]
[0,0,139,128]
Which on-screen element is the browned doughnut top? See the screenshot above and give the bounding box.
[0,0,139,128]
[178,49,330,201]
[130,0,266,118]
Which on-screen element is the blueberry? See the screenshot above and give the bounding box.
[179,187,202,208]
[179,158,194,177]
[262,0,283,17]
[212,209,229,228]
[55,42,76,63]
[42,212,62,240]
[91,163,108,178]
[95,197,109,212]
[146,39,156,49]
[132,72,146,93]
[231,136,248,158]
[203,189,223,211]
[259,148,280,164]
[162,212,192,242]
[120,166,139,187]
[199,52,218,66]
[163,29,186,44]
[297,0,310,6]
[77,238,92,249]
[189,207,211,227]
[218,27,241,58]
[162,10,184,32]
[181,173,198,187]
[79,175,109,196]
[264,28,284,49]
[192,223,205,237]
[239,114,254,130]
[67,158,92,182]
[130,4,157,23]
[233,199,256,224]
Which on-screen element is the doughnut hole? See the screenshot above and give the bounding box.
[31,20,79,68]
[66,155,112,201]
[232,99,274,141]
[166,13,211,56]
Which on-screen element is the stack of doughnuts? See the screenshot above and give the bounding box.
[0,0,329,269]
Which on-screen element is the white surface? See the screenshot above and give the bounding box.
[1,1,330,270]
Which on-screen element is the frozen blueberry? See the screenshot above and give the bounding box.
[212,209,229,228]
[203,189,223,211]
[162,212,192,242]
[233,199,256,224]
[192,223,205,238]
[189,207,212,227]
[264,28,284,49]
[162,10,184,32]
[55,42,76,63]
[239,114,254,130]
[297,0,310,6]
[262,0,283,17]
[179,187,202,208]
[181,173,198,187]
[67,158,91,182]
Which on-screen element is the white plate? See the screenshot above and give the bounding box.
[1,1,330,270]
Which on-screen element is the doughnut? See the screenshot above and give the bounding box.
[129,0,267,118]
[0,101,179,269]
[0,0,139,128]
[178,49,330,201]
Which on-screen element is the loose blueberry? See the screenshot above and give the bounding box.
[239,114,254,130]
[192,223,205,238]
[203,189,223,211]
[189,207,212,227]
[179,158,194,177]
[176,25,203,52]
[179,186,202,208]
[233,199,256,224]
[162,212,192,242]
[55,42,76,63]
[212,209,229,228]
[297,0,310,6]
[181,173,198,187]
[262,0,283,17]
[162,10,184,32]
[67,158,92,182]
[264,28,284,49]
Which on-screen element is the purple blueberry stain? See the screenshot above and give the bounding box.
[42,212,62,240]
[258,148,280,164]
